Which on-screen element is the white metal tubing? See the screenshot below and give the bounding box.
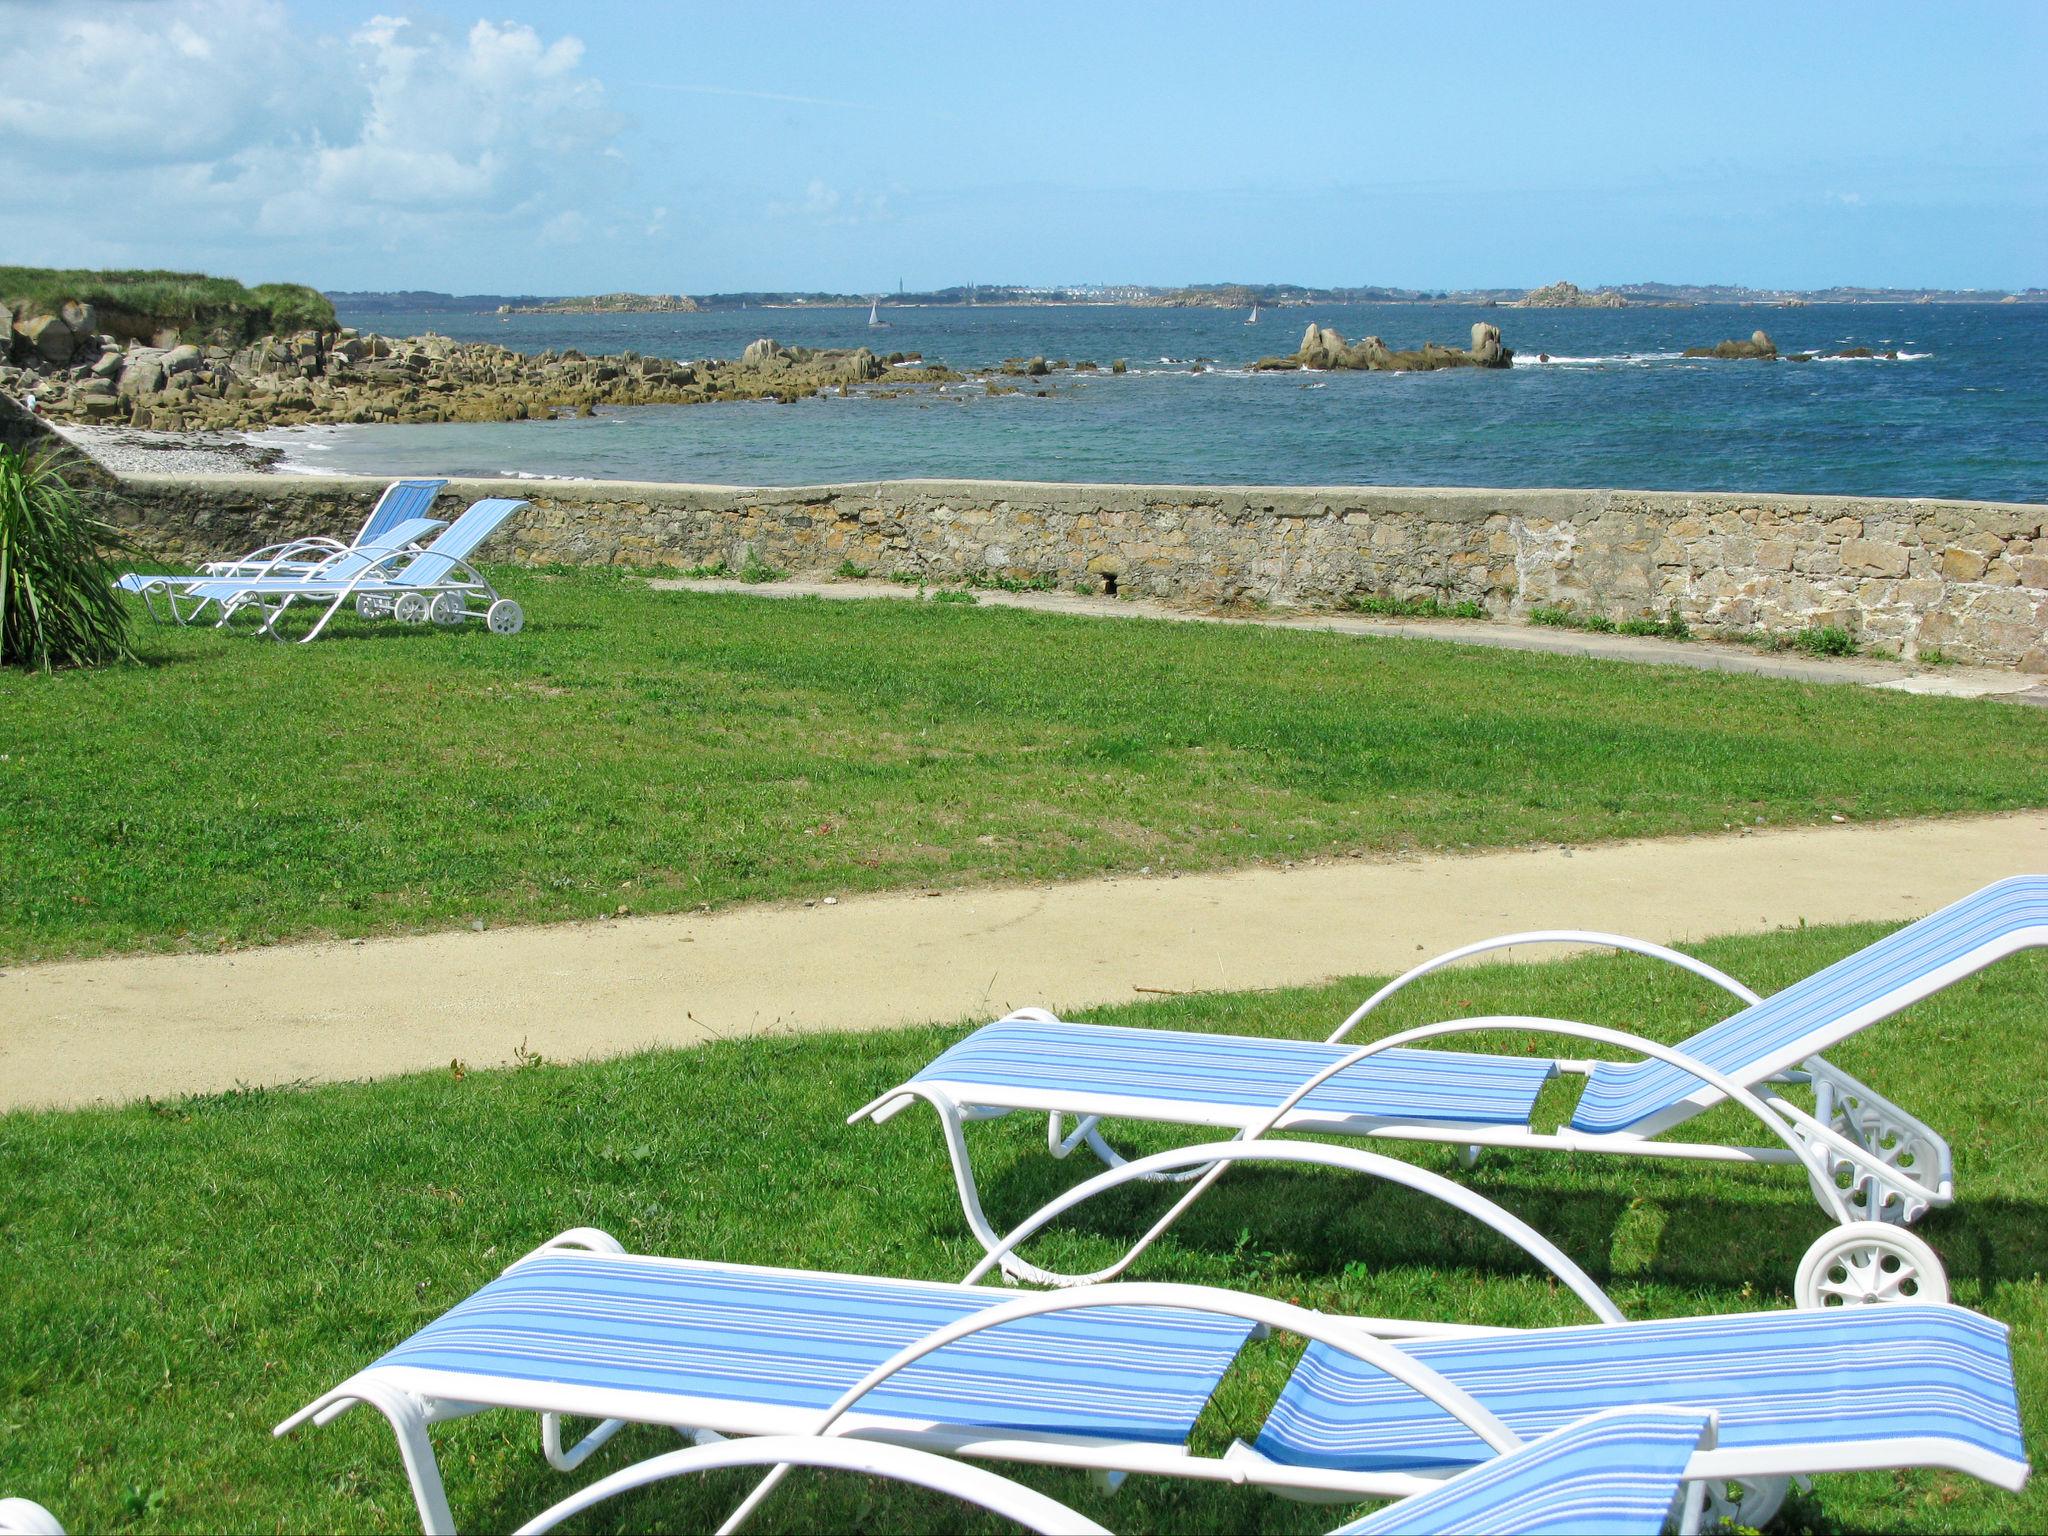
[721,1282,1524,1535]
[512,1435,1111,1536]
[1328,931,1762,1043]
[963,1138,1627,1318]
[0,1500,66,1536]
[1263,1015,1852,1223]
[541,1411,627,1472]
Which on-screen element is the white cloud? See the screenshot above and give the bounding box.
[0,0,349,166]
[0,1,628,279]
[767,179,893,226]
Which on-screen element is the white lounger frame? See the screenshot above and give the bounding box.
[279,1124,2011,1536]
[134,528,441,627]
[218,548,520,643]
[858,931,1958,1290]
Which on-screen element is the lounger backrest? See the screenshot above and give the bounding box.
[1570,874,2048,1135]
[1254,1302,2025,1482]
[1333,1406,1711,1536]
[390,498,528,588]
[356,479,448,545]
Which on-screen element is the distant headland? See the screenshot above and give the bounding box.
[496,292,701,315]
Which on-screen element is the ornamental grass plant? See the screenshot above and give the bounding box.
[0,444,134,671]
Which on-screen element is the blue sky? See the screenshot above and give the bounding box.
[4,0,2042,293]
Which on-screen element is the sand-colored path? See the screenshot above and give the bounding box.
[6,812,2043,1113]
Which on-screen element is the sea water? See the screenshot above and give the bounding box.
[286,301,2047,501]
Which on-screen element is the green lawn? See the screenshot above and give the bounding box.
[1,569,2043,964]
[2,923,2042,1533]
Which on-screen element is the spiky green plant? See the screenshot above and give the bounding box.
[0,445,134,670]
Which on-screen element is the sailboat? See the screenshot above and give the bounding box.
[1244,300,1261,325]
[868,298,890,328]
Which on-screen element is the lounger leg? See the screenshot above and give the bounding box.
[929,1098,1019,1273]
[542,1413,628,1472]
[1079,1122,1215,1184]
[1803,1058,1953,1224]
[298,590,352,643]
[336,1381,458,1536]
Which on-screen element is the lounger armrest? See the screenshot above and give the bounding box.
[1327,931,1761,1043]
[964,1135,1625,1318]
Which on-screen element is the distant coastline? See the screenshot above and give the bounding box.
[328,280,2048,315]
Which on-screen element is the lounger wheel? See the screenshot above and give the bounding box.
[1699,1474,1793,1531]
[487,598,525,636]
[428,592,466,626]
[355,593,393,619]
[393,592,430,624]
[1795,1220,1949,1309]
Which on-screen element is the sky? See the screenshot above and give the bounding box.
[3,0,2042,295]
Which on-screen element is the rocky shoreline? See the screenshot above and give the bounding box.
[2,315,963,434]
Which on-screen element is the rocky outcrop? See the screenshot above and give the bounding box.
[1514,280,1627,308]
[1252,321,1513,372]
[1684,330,1779,360]
[3,328,936,431]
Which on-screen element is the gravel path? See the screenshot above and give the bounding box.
[4,812,2041,1110]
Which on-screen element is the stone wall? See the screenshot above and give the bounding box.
[98,472,2048,669]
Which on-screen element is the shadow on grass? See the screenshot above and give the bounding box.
[959,1131,2048,1304]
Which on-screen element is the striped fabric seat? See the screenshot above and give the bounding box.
[1256,1303,2026,1482]
[914,1017,1557,1127]
[1335,1407,1711,1536]
[1571,876,2048,1135]
[374,1253,1257,1445]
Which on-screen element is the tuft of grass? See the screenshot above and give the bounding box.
[833,560,870,580]
[1347,594,1487,621]
[960,569,1058,593]
[1531,605,1691,642]
[0,925,2044,1532]
[3,571,2045,963]
[1793,626,1859,658]
[0,446,134,671]
[928,589,979,605]
[736,554,784,585]
[678,559,732,579]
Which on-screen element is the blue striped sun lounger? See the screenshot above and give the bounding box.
[116,516,446,621]
[278,1229,2029,1535]
[190,497,529,642]
[115,479,449,602]
[862,877,2048,1285]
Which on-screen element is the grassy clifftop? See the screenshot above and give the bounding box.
[0,267,334,344]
